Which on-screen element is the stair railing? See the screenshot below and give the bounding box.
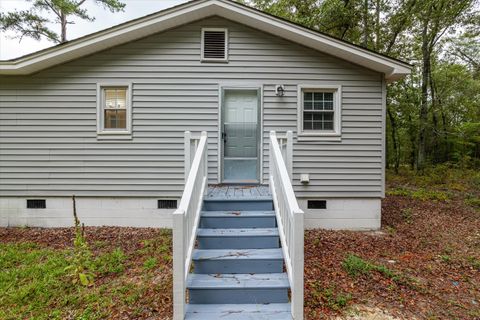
[269,130,304,320]
[173,131,208,320]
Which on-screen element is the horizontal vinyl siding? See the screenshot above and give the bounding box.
[0,16,383,198]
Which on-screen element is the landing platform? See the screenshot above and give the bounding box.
[207,185,271,200]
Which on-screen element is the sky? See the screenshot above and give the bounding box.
[0,0,189,60]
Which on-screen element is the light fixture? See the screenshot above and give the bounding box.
[275,84,285,97]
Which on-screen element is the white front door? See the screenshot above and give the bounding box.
[222,89,259,182]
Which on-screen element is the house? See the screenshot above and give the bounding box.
[0,0,411,318]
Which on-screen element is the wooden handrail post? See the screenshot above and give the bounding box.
[286,131,293,181]
[184,131,191,183]
[173,211,185,320]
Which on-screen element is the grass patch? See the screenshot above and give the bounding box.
[387,187,450,201]
[143,257,158,271]
[94,248,126,275]
[343,254,402,282]
[309,282,352,311]
[0,229,173,320]
[342,254,372,277]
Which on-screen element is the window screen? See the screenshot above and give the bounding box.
[303,91,334,131]
[103,88,127,130]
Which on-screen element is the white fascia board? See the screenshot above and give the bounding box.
[0,0,411,80]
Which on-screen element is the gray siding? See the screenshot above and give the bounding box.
[0,16,384,198]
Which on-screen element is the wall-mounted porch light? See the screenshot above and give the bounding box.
[275,84,285,97]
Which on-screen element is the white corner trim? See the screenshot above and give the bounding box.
[0,0,411,79]
[96,82,133,139]
[297,84,342,142]
[201,27,229,62]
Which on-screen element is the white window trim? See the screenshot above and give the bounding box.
[201,27,228,62]
[96,83,132,139]
[297,84,342,142]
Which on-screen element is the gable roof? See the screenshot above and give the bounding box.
[0,0,411,80]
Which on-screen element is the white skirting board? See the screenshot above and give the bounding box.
[0,197,381,230]
[0,197,176,228]
[298,198,381,230]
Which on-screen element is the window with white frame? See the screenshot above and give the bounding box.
[298,85,342,139]
[97,84,132,137]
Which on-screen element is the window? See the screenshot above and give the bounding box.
[303,91,334,131]
[201,28,228,62]
[298,85,342,141]
[97,84,132,138]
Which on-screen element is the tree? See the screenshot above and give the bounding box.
[0,0,125,43]
[413,0,476,170]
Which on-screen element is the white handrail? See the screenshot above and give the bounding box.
[173,131,208,320]
[269,130,304,320]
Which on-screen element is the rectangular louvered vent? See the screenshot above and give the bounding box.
[158,199,177,209]
[308,200,327,209]
[202,28,227,61]
[27,199,46,209]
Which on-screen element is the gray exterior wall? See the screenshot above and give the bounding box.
[0,16,385,199]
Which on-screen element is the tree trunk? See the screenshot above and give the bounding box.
[363,0,369,47]
[408,114,416,170]
[60,12,67,43]
[441,108,449,162]
[417,18,431,171]
[429,73,440,163]
[375,0,380,50]
[387,106,400,173]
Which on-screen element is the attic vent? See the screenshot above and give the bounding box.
[158,199,177,209]
[27,199,46,209]
[308,200,327,209]
[202,28,228,61]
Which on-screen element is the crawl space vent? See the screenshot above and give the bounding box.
[158,199,177,209]
[307,200,327,209]
[27,199,46,209]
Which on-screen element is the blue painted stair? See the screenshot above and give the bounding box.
[185,192,292,319]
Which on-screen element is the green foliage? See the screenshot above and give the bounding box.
[309,282,352,311]
[143,257,158,271]
[342,254,373,276]
[465,196,480,211]
[342,254,401,281]
[0,229,173,320]
[387,187,450,201]
[0,0,126,43]
[94,248,126,275]
[247,0,480,171]
[65,224,95,287]
[0,243,70,319]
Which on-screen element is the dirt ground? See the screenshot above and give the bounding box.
[1,193,479,319]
